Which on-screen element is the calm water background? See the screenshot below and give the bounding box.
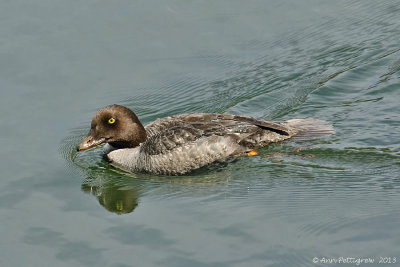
[1,1,400,266]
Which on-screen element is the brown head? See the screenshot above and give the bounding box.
[77,105,147,151]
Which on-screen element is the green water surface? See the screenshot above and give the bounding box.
[1,1,400,266]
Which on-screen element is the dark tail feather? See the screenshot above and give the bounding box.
[286,118,334,141]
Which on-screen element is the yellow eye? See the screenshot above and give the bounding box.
[108,118,116,124]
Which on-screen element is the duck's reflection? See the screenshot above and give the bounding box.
[77,158,146,215]
[62,133,137,214]
[81,180,138,214]
[78,161,232,215]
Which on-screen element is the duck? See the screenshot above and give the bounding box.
[77,105,333,175]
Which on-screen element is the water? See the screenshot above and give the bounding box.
[1,1,400,266]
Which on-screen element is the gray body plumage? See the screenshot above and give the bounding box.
[105,113,333,175]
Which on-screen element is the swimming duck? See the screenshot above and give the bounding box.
[78,105,333,175]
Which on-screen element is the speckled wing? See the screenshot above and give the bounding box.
[140,125,204,155]
[142,113,294,155]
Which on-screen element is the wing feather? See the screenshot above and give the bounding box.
[142,113,293,155]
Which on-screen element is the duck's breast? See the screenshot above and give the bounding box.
[107,135,241,175]
[106,147,141,173]
[142,135,241,175]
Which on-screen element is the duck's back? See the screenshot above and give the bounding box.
[143,113,297,150]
